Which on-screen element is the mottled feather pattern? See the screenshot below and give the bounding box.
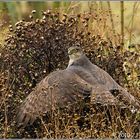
[17,70,92,127]
[70,55,140,109]
[17,47,140,127]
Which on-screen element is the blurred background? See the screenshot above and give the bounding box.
[0,2,140,138]
[0,1,140,46]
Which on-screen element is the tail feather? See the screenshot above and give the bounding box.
[110,87,140,112]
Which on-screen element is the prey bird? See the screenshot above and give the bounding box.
[17,46,140,127]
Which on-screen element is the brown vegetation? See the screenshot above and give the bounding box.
[0,10,140,138]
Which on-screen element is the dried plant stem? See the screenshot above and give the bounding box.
[120,1,124,48]
[107,2,116,38]
[40,118,52,138]
[4,101,8,138]
[129,2,139,44]
[0,71,15,109]
[99,1,103,10]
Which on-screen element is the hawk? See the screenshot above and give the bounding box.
[17,46,140,127]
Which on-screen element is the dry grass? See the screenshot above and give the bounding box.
[0,4,140,139]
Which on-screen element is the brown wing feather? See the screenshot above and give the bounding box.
[16,69,92,127]
[91,85,124,106]
[90,67,140,109]
[69,64,140,110]
[110,87,140,109]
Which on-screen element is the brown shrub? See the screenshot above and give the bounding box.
[0,10,139,138]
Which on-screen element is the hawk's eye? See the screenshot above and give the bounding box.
[75,48,79,51]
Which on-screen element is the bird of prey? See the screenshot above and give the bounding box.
[17,46,140,127]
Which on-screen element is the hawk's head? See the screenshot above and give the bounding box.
[67,46,84,67]
[68,46,83,60]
